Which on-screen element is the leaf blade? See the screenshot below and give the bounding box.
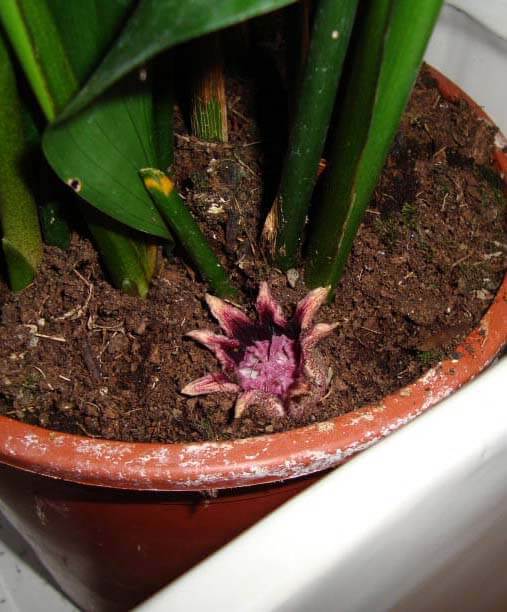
[0,33,42,291]
[61,0,299,118]
[42,76,171,238]
[0,0,77,121]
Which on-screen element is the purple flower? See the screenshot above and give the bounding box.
[182,283,338,418]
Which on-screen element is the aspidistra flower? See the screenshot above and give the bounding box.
[182,283,337,418]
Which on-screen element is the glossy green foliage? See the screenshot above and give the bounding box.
[153,53,175,171]
[0,34,42,291]
[0,0,132,119]
[43,75,171,238]
[0,0,164,295]
[1,0,171,238]
[0,0,76,121]
[62,0,300,118]
[305,0,443,291]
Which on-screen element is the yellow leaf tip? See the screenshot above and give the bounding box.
[141,169,174,197]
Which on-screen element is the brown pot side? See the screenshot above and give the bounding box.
[0,463,316,611]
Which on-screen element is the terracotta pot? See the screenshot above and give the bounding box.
[0,67,506,612]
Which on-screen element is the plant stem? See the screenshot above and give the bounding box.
[0,33,43,291]
[189,34,228,143]
[82,205,153,298]
[263,0,359,269]
[140,168,237,298]
[38,163,72,250]
[38,199,72,250]
[285,0,312,105]
[305,0,443,292]
[153,53,175,171]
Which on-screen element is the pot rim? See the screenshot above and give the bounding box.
[1,66,506,491]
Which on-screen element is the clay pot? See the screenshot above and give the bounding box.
[1,67,506,612]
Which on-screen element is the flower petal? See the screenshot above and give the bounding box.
[301,322,339,352]
[205,294,255,341]
[255,282,287,329]
[234,390,285,419]
[181,373,240,396]
[300,323,338,387]
[186,330,240,369]
[294,286,331,330]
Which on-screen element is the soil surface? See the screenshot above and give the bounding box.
[1,65,506,443]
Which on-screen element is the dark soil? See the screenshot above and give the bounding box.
[1,65,506,443]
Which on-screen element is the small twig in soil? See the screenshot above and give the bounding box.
[30,365,46,378]
[80,338,101,382]
[476,251,503,262]
[441,192,449,212]
[232,196,266,265]
[87,315,124,333]
[230,106,249,123]
[124,407,142,416]
[175,133,234,149]
[77,423,100,438]
[232,152,256,177]
[54,269,93,321]
[451,253,471,269]
[23,325,67,343]
[29,365,54,390]
[489,240,507,250]
[433,146,447,160]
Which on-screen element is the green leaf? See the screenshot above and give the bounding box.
[61,0,299,118]
[0,0,133,119]
[46,0,133,85]
[0,33,42,291]
[0,0,77,121]
[1,0,164,291]
[43,75,171,239]
[305,0,443,291]
[2,0,168,237]
[153,53,175,171]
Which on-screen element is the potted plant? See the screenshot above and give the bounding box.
[0,1,505,611]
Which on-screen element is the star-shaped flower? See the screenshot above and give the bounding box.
[182,283,337,418]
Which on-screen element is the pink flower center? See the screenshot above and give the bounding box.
[237,334,298,397]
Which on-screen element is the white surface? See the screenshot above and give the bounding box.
[136,358,507,612]
[426,3,507,132]
[1,4,506,611]
[448,0,507,39]
[0,514,77,612]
